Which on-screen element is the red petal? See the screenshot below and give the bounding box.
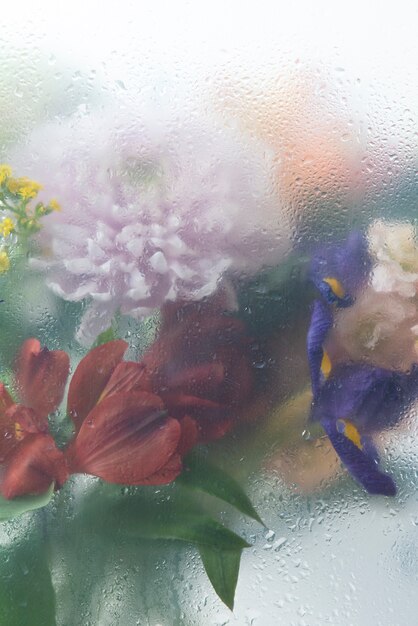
[164,362,225,395]
[161,392,222,419]
[68,391,182,485]
[16,339,70,419]
[177,415,199,455]
[0,386,18,462]
[198,418,234,443]
[1,434,68,499]
[5,404,49,434]
[67,340,128,430]
[0,383,14,413]
[137,452,183,485]
[99,361,152,401]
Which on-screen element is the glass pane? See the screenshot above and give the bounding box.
[0,1,417,624]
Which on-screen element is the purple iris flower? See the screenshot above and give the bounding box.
[309,231,371,307]
[310,362,418,496]
[306,231,416,496]
[307,299,333,398]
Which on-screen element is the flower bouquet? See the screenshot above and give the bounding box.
[0,93,417,623]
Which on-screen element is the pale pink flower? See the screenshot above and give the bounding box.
[368,220,418,298]
[12,103,291,345]
[326,288,418,372]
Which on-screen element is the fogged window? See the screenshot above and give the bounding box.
[0,2,417,625]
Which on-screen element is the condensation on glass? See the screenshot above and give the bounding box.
[0,2,417,625]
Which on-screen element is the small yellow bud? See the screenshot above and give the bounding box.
[0,164,12,185]
[0,250,10,273]
[49,198,62,212]
[7,177,43,199]
[0,217,14,237]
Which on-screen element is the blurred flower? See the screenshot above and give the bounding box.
[0,217,14,237]
[308,231,371,307]
[368,220,418,297]
[0,250,10,273]
[329,290,418,372]
[66,340,193,486]
[310,224,418,372]
[0,164,61,273]
[216,69,369,219]
[142,298,259,442]
[2,299,261,499]
[0,339,70,499]
[309,362,418,496]
[1,338,194,497]
[6,176,43,200]
[11,102,292,345]
[306,226,418,495]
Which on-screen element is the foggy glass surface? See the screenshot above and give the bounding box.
[0,2,417,625]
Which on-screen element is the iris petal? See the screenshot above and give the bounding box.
[317,279,353,307]
[311,363,418,431]
[307,300,333,398]
[309,231,371,304]
[321,418,396,496]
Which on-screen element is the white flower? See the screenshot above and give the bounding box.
[12,101,292,345]
[368,220,418,297]
[324,220,418,372]
[326,288,418,372]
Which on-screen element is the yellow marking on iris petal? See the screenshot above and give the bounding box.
[337,418,363,450]
[323,277,345,299]
[320,350,332,378]
[14,422,24,441]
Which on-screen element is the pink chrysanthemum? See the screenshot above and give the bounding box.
[12,102,291,344]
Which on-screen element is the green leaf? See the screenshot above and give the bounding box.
[92,326,116,347]
[177,454,264,525]
[112,503,250,551]
[199,545,242,610]
[0,483,54,521]
[0,524,57,625]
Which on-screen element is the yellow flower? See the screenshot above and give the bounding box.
[0,250,10,273]
[49,198,62,212]
[0,164,12,185]
[0,218,14,237]
[7,177,43,199]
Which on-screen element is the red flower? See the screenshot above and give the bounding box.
[0,338,199,499]
[0,299,260,499]
[1,339,70,499]
[65,340,196,486]
[142,300,256,442]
